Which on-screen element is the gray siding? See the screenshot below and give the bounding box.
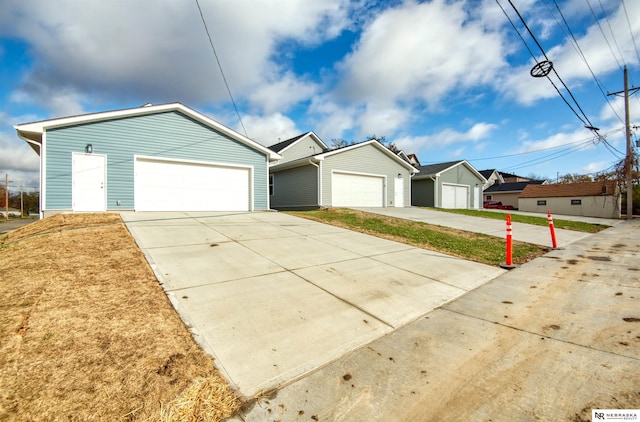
[44,111,269,211]
[270,164,318,209]
[411,179,435,207]
[278,137,326,164]
[438,164,483,208]
[321,144,412,207]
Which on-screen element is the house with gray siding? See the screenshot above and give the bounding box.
[269,134,419,209]
[15,103,281,217]
[412,160,486,209]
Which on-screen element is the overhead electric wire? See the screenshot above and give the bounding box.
[194,0,248,137]
[500,0,598,132]
[546,0,624,124]
[621,0,640,66]
[598,0,627,66]
[585,0,623,69]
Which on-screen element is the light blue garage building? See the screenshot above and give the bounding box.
[15,103,281,217]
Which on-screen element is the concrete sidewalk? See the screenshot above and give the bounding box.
[236,219,640,421]
[356,207,620,247]
[121,211,505,397]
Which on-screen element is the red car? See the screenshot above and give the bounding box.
[483,200,514,210]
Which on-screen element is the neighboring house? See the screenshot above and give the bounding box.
[483,180,546,209]
[397,151,421,167]
[412,160,486,209]
[15,103,281,217]
[518,181,620,218]
[268,133,419,209]
[479,169,503,190]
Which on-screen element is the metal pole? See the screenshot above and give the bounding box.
[624,66,633,219]
[4,173,8,221]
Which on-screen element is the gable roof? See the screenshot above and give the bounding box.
[268,131,327,154]
[484,180,544,193]
[413,160,485,181]
[519,181,617,198]
[479,169,498,179]
[313,139,419,173]
[269,139,419,173]
[15,102,282,161]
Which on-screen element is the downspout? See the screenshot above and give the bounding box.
[308,158,321,207]
[20,135,44,219]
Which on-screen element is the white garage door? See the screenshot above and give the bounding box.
[135,158,251,211]
[442,184,468,209]
[332,172,384,207]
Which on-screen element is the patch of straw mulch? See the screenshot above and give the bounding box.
[0,213,241,421]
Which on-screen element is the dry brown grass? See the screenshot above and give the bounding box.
[0,213,241,421]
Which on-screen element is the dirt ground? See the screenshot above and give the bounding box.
[0,213,241,421]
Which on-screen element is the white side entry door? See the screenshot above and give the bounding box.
[73,153,106,212]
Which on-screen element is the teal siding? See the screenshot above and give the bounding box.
[44,111,269,211]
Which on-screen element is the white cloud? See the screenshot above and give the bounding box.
[239,113,301,146]
[0,0,352,115]
[394,122,498,153]
[248,72,317,114]
[336,0,506,107]
[499,0,640,106]
[582,160,610,174]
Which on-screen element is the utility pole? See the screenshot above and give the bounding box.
[608,66,639,220]
[20,182,24,218]
[4,173,8,221]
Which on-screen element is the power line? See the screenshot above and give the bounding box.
[598,0,626,66]
[545,0,623,124]
[194,0,248,137]
[621,0,640,67]
[499,0,599,131]
[585,0,622,69]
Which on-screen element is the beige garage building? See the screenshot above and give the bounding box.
[518,181,620,219]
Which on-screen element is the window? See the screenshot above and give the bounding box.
[571,199,581,205]
[537,200,547,206]
[269,175,274,196]
[485,195,492,200]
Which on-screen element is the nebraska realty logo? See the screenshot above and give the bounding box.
[593,410,639,421]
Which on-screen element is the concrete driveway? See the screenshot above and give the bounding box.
[355,207,619,247]
[121,211,505,396]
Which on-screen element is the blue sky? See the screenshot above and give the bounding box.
[1,0,639,191]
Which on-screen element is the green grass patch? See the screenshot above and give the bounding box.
[425,208,610,233]
[288,208,547,267]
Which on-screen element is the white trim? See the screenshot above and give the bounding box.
[15,102,281,162]
[317,140,419,173]
[275,132,328,157]
[442,182,470,209]
[133,155,254,212]
[41,132,47,216]
[331,170,386,207]
[72,152,107,212]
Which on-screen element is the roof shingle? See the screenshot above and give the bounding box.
[519,181,617,198]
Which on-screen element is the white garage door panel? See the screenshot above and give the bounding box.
[135,159,250,211]
[442,184,468,209]
[332,172,384,207]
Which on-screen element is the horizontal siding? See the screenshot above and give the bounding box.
[411,179,434,207]
[270,165,318,209]
[279,137,325,164]
[45,111,269,211]
[321,144,411,207]
[439,164,483,209]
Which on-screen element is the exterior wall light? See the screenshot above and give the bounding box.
[85,144,93,154]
